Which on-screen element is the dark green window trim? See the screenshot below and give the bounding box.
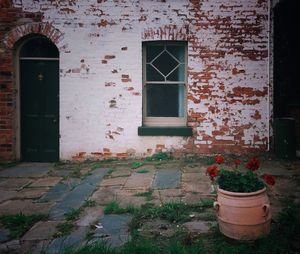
[138,126,193,136]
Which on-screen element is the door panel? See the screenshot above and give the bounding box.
[20,60,59,162]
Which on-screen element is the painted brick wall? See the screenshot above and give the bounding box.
[0,0,270,161]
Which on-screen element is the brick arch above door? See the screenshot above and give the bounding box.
[3,22,64,50]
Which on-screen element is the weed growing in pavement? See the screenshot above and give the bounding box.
[0,213,48,239]
[104,201,137,214]
[145,152,171,162]
[64,208,81,221]
[0,162,18,169]
[131,161,144,169]
[106,168,115,175]
[134,190,153,201]
[136,169,149,173]
[83,199,96,208]
[90,162,101,170]
[54,222,75,238]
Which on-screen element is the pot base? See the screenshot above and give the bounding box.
[215,187,271,241]
[218,217,271,241]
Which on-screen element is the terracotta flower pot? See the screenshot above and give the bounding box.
[214,187,271,240]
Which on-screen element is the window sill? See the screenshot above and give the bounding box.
[138,126,193,136]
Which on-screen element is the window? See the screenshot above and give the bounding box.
[143,41,187,127]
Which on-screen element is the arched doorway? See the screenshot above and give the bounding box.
[19,35,59,162]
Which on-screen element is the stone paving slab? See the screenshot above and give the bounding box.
[38,183,71,203]
[0,164,50,178]
[46,226,89,254]
[159,189,183,203]
[49,168,108,220]
[110,167,132,178]
[0,229,9,243]
[49,183,97,220]
[76,206,104,227]
[0,200,53,215]
[94,214,132,248]
[115,189,150,207]
[45,235,66,254]
[85,169,109,185]
[182,221,216,234]
[152,168,181,190]
[181,172,211,193]
[90,186,121,205]
[29,177,62,188]
[181,191,215,204]
[124,171,155,190]
[0,239,20,254]
[99,177,127,187]
[16,187,49,199]
[0,190,17,203]
[21,221,61,241]
[0,178,32,190]
[181,164,207,173]
[260,160,296,176]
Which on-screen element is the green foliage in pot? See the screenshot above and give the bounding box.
[207,155,275,193]
[217,170,265,193]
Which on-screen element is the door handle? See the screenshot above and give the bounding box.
[53,119,57,123]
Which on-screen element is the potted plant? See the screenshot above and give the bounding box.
[207,155,275,241]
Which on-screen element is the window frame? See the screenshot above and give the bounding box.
[142,41,188,127]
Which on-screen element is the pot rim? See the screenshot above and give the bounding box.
[217,186,267,197]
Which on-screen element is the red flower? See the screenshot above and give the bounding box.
[246,157,260,171]
[214,155,225,164]
[206,165,219,180]
[233,159,241,166]
[263,174,276,186]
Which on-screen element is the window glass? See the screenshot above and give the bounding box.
[146,64,164,81]
[146,84,179,117]
[146,45,164,62]
[167,45,185,62]
[143,41,187,126]
[166,64,185,82]
[152,51,178,76]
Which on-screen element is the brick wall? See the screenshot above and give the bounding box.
[0,0,270,161]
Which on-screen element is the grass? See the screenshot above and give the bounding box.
[64,208,81,221]
[69,170,82,178]
[90,162,101,170]
[131,162,144,169]
[83,199,96,207]
[61,202,300,254]
[106,168,115,175]
[136,169,149,173]
[134,190,153,201]
[0,213,48,239]
[145,152,171,162]
[104,200,214,224]
[104,201,137,214]
[0,161,18,169]
[54,222,75,237]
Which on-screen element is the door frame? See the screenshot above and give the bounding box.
[14,34,59,161]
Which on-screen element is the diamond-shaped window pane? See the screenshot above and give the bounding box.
[146,64,164,81]
[166,64,185,82]
[146,45,164,62]
[152,51,178,76]
[166,45,185,63]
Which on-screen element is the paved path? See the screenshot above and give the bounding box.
[0,158,299,253]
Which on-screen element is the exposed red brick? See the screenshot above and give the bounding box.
[104,55,115,60]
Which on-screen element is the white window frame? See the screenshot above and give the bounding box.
[142,41,187,127]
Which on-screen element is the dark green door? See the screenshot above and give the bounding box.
[20,60,59,162]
